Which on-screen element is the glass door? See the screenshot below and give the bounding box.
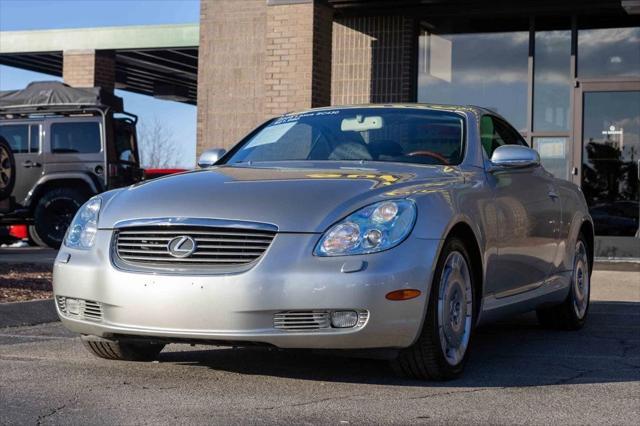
[573,80,640,258]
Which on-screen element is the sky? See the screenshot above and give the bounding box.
[0,0,200,168]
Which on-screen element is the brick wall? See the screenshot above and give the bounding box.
[63,50,115,91]
[196,1,418,154]
[197,0,267,152]
[331,16,417,105]
[197,0,334,153]
[263,2,332,117]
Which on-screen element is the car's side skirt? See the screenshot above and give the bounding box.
[477,271,571,325]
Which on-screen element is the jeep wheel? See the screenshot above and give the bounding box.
[32,188,88,248]
[0,136,16,200]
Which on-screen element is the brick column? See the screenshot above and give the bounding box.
[63,50,115,91]
[197,0,333,154]
[264,1,333,117]
[197,0,268,153]
[331,16,417,104]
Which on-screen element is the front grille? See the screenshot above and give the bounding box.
[114,225,276,268]
[56,296,103,322]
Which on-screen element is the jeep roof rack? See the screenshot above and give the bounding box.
[0,81,124,114]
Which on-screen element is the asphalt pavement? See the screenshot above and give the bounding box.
[1,271,639,425]
[0,247,57,265]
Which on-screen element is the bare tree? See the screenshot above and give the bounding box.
[137,117,181,168]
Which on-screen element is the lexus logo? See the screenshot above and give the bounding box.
[167,236,197,258]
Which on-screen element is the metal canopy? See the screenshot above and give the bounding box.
[327,0,637,17]
[0,24,199,105]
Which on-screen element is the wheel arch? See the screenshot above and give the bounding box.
[26,173,99,211]
[443,221,484,320]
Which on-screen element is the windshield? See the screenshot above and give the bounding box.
[225,108,465,165]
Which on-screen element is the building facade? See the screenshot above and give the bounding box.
[197,0,639,257]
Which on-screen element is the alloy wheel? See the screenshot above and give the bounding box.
[572,240,590,319]
[437,250,473,366]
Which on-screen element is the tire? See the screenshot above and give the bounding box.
[32,187,88,248]
[536,233,591,330]
[391,237,476,380]
[81,336,165,361]
[0,136,16,200]
[27,224,48,248]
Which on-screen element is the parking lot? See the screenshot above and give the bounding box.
[0,250,638,425]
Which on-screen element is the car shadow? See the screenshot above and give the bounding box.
[157,301,640,387]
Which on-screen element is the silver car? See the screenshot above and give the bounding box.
[53,105,593,380]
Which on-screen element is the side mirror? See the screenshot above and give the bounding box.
[197,148,226,168]
[490,145,540,171]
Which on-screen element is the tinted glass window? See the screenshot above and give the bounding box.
[578,27,640,78]
[534,30,571,131]
[51,122,101,154]
[581,91,639,237]
[418,31,529,132]
[115,121,138,164]
[480,115,526,158]
[29,124,40,153]
[0,124,29,153]
[226,108,465,166]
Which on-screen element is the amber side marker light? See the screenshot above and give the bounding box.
[386,289,421,301]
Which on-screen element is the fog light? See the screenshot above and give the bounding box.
[330,310,359,328]
[65,298,81,316]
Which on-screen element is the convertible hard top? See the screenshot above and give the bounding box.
[0,81,123,113]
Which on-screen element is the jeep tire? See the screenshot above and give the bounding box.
[31,187,88,248]
[0,136,16,200]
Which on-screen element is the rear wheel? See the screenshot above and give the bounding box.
[81,336,165,361]
[0,136,15,200]
[391,237,476,380]
[536,234,591,330]
[32,188,87,248]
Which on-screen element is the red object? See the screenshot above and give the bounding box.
[9,225,28,240]
[143,168,187,180]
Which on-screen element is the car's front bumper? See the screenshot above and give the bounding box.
[53,230,442,349]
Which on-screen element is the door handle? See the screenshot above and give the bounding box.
[22,160,42,168]
[548,190,559,200]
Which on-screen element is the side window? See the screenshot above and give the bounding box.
[0,124,29,153]
[480,115,527,158]
[51,122,101,154]
[29,124,40,153]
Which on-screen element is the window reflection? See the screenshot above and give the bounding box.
[533,137,568,179]
[418,31,529,132]
[582,91,640,237]
[533,31,571,132]
[578,27,640,78]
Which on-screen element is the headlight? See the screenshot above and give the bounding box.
[315,199,416,256]
[64,197,102,249]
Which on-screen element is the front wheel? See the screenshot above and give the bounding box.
[536,234,591,330]
[81,336,165,361]
[391,237,476,380]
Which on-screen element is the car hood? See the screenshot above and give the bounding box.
[99,161,462,232]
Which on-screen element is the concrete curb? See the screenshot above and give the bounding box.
[0,299,59,328]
